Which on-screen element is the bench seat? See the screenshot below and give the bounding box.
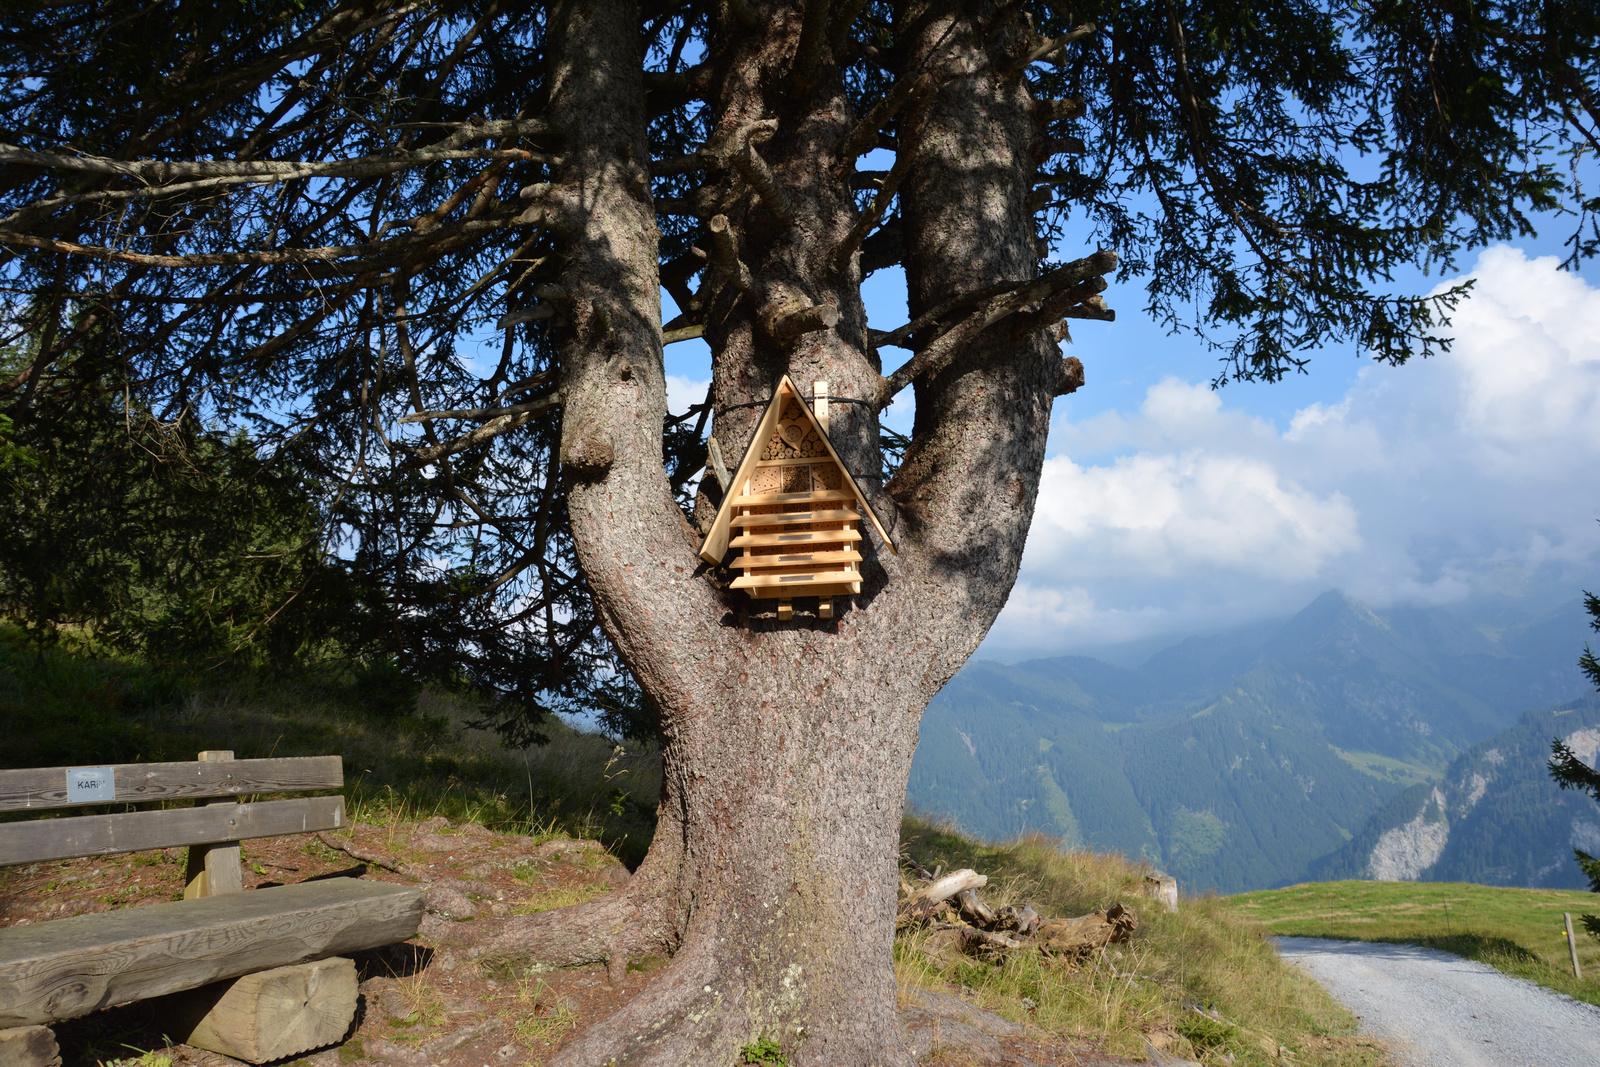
[0,878,421,1028]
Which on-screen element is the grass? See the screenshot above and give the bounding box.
[0,626,661,866]
[1220,879,1600,1006]
[6,632,1397,1064]
[897,816,1390,1066]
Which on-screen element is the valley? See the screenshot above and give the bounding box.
[908,591,1597,893]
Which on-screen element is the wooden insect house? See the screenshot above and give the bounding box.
[700,375,894,620]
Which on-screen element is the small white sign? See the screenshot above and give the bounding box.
[66,767,115,803]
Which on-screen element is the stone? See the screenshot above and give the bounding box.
[359,1037,427,1067]
[898,1007,1003,1065]
[902,988,1024,1039]
[423,883,478,919]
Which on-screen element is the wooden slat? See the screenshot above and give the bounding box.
[732,549,862,569]
[744,581,860,600]
[730,489,854,507]
[0,796,346,865]
[729,507,858,529]
[750,454,831,468]
[730,528,860,548]
[0,879,421,1028]
[730,568,861,589]
[0,757,343,813]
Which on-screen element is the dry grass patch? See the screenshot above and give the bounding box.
[898,817,1390,1066]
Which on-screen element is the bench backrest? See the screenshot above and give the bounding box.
[0,754,346,868]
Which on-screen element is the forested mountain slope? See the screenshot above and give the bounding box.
[1314,696,1600,889]
[908,591,1592,893]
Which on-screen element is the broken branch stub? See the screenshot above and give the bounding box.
[759,292,839,345]
[900,869,986,923]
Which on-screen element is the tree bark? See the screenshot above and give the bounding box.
[493,3,1067,1064]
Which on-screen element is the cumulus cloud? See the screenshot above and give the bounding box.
[666,374,710,418]
[987,246,1600,656]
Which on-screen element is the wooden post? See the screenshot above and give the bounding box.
[812,379,829,436]
[1565,912,1583,979]
[812,380,834,621]
[184,750,244,899]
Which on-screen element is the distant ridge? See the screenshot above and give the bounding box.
[1313,696,1600,889]
[909,591,1593,894]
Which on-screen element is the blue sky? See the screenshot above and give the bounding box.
[662,221,1600,662]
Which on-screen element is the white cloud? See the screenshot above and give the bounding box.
[987,246,1600,656]
[666,374,710,418]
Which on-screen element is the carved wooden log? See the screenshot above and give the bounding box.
[0,1027,59,1067]
[899,869,986,923]
[1034,903,1138,957]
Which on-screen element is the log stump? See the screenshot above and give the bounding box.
[154,957,358,1064]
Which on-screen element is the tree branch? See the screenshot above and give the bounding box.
[0,216,520,270]
[404,394,562,465]
[876,249,1116,407]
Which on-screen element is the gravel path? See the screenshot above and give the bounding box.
[1275,936,1600,1067]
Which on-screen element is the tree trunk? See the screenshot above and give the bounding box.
[481,3,1062,1064]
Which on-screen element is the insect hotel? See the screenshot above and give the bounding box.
[700,375,893,620]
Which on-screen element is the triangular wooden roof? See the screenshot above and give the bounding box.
[700,375,895,564]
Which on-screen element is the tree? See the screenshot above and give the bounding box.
[1550,589,1600,935]
[4,2,1598,1062]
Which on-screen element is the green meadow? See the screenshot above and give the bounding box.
[1221,880,1600,1006]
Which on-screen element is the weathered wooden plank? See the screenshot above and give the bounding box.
[0,1026,59,1067]
[155,958,358,1063]
[0,796,346,865]
[0,757,342,813]
[0,879,421,1028]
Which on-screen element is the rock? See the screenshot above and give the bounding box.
[423,883,479,919]
[359,1037,428,1066]
[375,988,413,1021]
[418,816,450,831]
[598,863,630,887]
[422,1017,503,1057]
[445,997,488,1016]
[898,1006,1003,1065]
[458,823,494,839]
[1143,1041,1204,1067]
[412,833,462,853]
[902,987,1025,1039]
[418,912,473,943]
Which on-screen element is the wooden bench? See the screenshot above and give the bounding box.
[0,751,423,1067]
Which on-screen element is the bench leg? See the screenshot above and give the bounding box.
[153,958,358,1064]
[183,750,244,899]
[0,1026,60,1067]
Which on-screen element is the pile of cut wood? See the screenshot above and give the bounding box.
[897,861,1137,962]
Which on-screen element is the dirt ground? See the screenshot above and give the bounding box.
[0,818,1152,1067]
